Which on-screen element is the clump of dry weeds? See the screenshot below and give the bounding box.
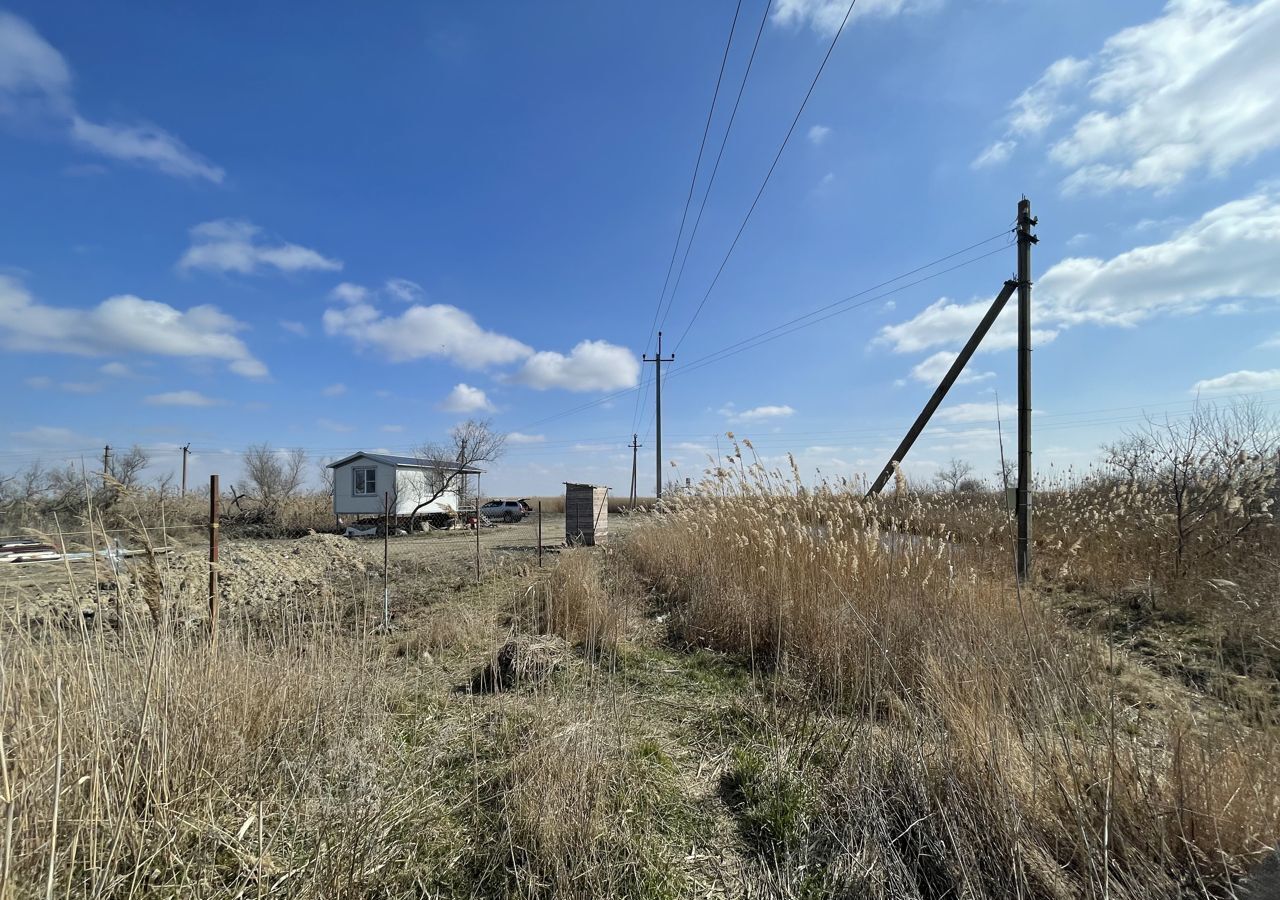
[624,438,1280,896]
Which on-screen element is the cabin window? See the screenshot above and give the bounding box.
[353,466,377,496]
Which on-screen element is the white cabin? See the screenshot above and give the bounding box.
[327,452,483,521]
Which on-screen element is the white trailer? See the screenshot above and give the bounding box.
[327,452,483,525]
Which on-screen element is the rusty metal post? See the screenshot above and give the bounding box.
[382,491,390,629]
[537,501,543,567]
[1016,197,1037,583]
[209,474,220,646]
[474,473,481,582]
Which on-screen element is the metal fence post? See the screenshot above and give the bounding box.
[383,491,390,630]
[209,474,220,647]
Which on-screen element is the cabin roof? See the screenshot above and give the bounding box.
[327,451,484,474]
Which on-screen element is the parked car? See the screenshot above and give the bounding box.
[480,499,526,523]
[517,498,534,513]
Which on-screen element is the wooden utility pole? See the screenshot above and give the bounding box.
[1015,197,1037,583]
[102,445,111,487]
[180,444,191,497]
[208,474,220,647]
[628,434,642,508]
[642,332,675,501]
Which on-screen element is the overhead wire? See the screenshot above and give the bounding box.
[657,0,774,334]
[632,0,746,435]
[639,235,1015,443]
[523,228,1012,435]
[671,0,861,354]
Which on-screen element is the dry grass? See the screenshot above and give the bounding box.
[520,548,637,659]
[2,429,1277,897]
[0,609,463,896]
[622,440,1280,896]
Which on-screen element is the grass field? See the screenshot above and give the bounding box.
[1,450,1277,898]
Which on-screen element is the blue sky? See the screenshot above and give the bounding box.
[2,0,1279,496]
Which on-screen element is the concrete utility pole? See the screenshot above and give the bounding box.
[866,280,1018,496]
[1015,197,1038,583]
[643,331,675,501]
[628,434,642,508]
[181,444,191,497]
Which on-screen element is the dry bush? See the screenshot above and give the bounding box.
[623,439,1280,895]
[522,549,634,658]
[722,701,1280,898]
[0,608,473,897]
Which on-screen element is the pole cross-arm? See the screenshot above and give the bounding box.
[867,279,1018,496]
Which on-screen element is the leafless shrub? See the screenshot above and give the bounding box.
[239,443,309,523]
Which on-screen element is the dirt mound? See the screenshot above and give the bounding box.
[11,533,373,629]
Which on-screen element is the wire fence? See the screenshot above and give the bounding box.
[0,494,576,644]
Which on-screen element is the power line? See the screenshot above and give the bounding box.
[657,0,774,334]
[660,240,1016,396]
[633,0,746,435]
[531,230,1014,436]
[671,0,861,354]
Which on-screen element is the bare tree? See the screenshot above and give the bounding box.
[108,445,150,489]
[405,419,506,527]
[933,457,977,493]
[1104,400,1278,578]
[241,444,309,521]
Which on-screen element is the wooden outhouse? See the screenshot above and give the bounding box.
[564,483,609,546]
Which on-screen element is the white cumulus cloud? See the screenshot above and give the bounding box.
[323,285,638,393]
[878,189,1280,355]
[179,220,341,275]
[511,340,640,392]
[507,432,546,444]
[772,0,941,33]
[384,278,423,302]
[724,404,796,423]
[145,390,222,407]
[440,383,494,413]
[984,0,1280,193]
[971,140,1016,170]
[807,124,831,145]
[324,301,531,368]
[0,275,267,377]
[1192,369,1280,394]
[70,115,224,183]
[0,12,223,182]
[909,351,993,384]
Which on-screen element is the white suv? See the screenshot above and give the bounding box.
[480,500,526,523]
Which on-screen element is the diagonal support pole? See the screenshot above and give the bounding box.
[867,279,1018,496]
